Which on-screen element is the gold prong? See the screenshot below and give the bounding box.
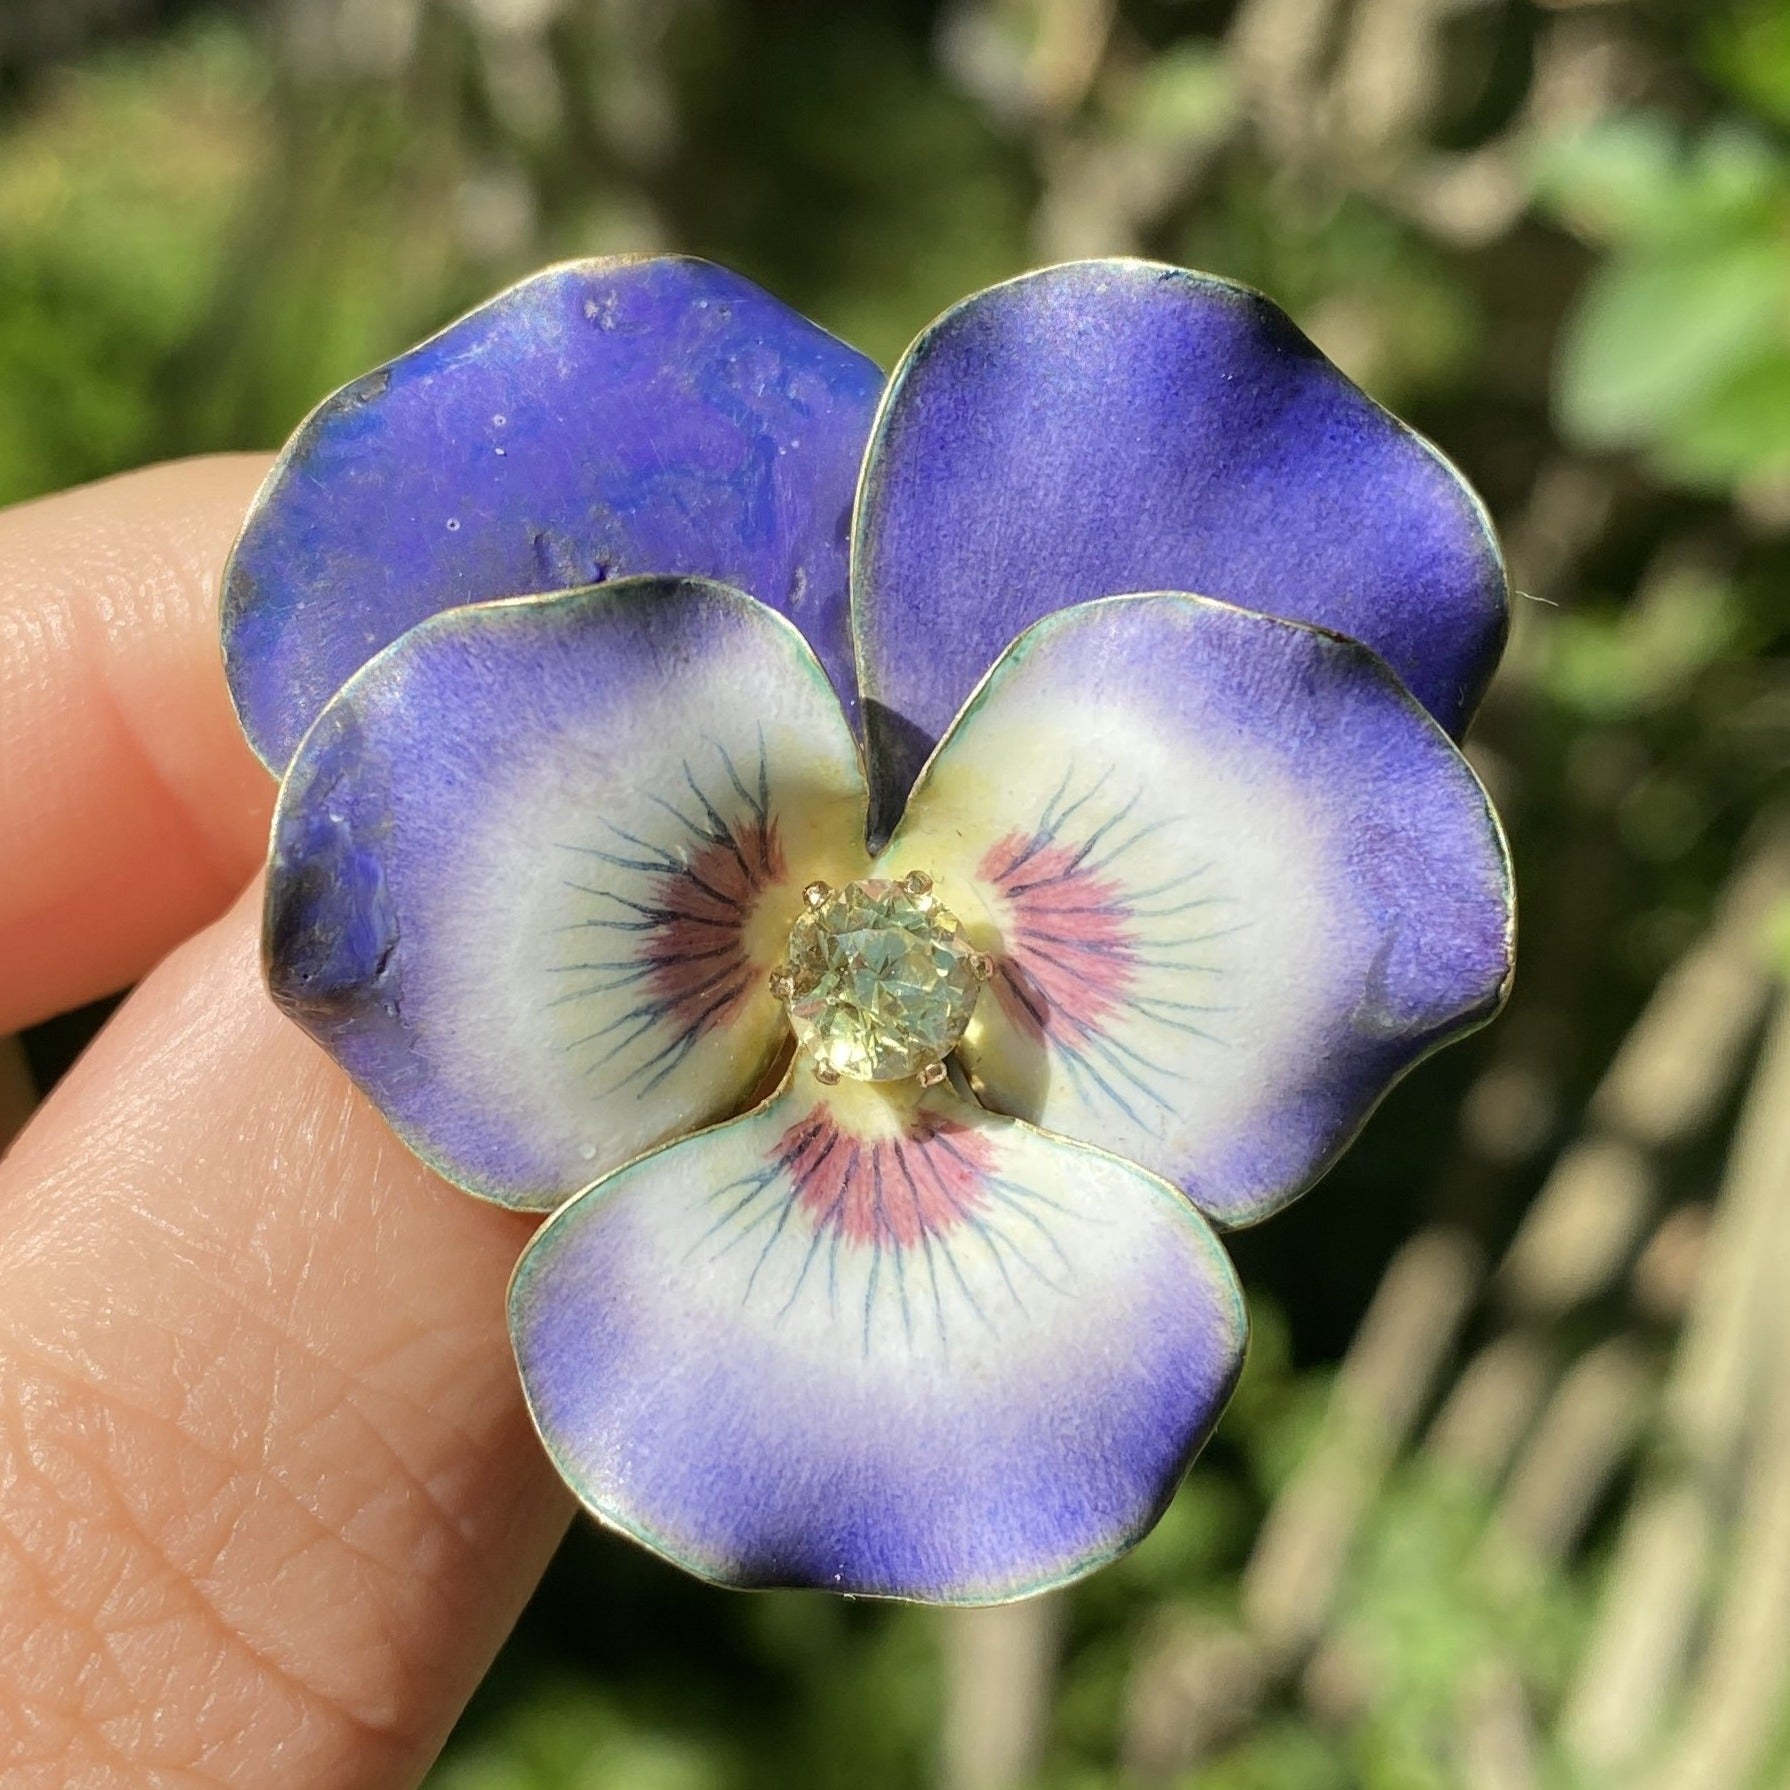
[968,950,995,982]
[813,1061,841,1086]
[802,880,831,910]
[917,1061,947,1089]
[902,869,933,896]
[768,968,795,1002]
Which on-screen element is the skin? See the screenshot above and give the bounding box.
[0,458,573,1788]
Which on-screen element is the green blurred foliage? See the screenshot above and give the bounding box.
[1537,113,1790,491]
[1334,1471,1585,1790]
[1539,562,1741,720]
[1532,0,1790,502]
[0,23,262,496]
[3,1,1787,1787]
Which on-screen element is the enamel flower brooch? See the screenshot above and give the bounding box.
[224,256,1515,1603]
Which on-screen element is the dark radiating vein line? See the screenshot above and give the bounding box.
[894,1146,990,1337]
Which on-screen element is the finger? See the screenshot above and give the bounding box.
[0,885,571,1788]
[0,456,275,1033]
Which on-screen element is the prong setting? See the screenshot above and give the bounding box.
[780,873,987,1085]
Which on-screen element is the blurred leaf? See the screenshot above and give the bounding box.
[1337,1471,1583,1790]
[1533,115,1781,249]
[1532,114,1689,246]
[1537,112,1790,493]
[0,18,264,500]
[1541,570,1739,719]
[427,1681,737,1790]
[1660,348,1790,486]
[1554,236,1788,452]
[1705,0,1790,133]
[1187,1722,1348,1790]
[1127,43,1234,148]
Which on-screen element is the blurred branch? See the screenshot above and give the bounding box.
[938,1596,1063,1790]
[1121,1609,1266,1778]
[1455,1658,1540,1790]
[1243,1227,1485,1664]
[1482,1338,1651,1570]
[1227,0,1340,169]
[1122,1230,1483,1779]
[1332,0,1448,158]
[1496,830,1789,1319]
[1127,819,1789,1778]
[1425,1334,1553,1489]
[1639,995,1790,1790]
[1563,981,1790,1775]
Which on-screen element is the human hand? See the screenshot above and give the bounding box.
[0,458,572,1789]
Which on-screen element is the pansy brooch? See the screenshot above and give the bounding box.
[224,256,1514,1604]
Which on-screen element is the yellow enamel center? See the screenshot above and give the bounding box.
[777,877,982,1082]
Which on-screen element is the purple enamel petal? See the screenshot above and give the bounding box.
[264,577,867,1211]
[854,260,1507,831]
[510,1076,1246,1601]
[226,256,884,772]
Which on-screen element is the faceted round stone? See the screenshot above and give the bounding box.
[781,878,982,1082]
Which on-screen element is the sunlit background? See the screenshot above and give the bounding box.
[4,1,1789,1786]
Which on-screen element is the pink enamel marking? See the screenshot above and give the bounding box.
[977,832,1138,1046]
[644,816,784,1038]
[776,1109,995,1248]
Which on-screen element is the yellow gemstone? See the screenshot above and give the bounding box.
[780,877,981,1082]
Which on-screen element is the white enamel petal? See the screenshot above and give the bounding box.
[883,593,1514,1227]
[510,1074,1246,1601]
[266,578,870,1209]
